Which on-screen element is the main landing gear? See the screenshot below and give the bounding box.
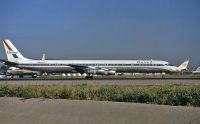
[19,75,24,78]
[32,74,37,78]
[85,74,94,79]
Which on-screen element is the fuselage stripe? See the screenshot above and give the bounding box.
[3,41,13,51]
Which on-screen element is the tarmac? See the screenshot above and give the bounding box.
[1,79,200,124]
[0,97,200,124]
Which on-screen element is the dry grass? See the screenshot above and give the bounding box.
[0,84,200,107]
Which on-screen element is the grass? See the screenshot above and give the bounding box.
[0,84,200,107]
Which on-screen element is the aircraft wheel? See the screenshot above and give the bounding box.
[19,75,24,78]
[85,76,90,79]
[85,75,93,79]
[32,74,37,78]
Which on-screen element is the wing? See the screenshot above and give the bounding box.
[68,64,99,74]
[68,64,116,75]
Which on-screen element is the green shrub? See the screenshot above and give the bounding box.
[0,84,200,107]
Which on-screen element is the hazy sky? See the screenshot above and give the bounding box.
[0,0,199,68]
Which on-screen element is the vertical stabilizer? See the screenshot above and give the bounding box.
[42,54,45,61]
[2,39,29,62]
[178,60,189,70]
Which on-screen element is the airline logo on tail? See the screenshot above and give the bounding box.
[3,40,18,54]
[2,39,27,61]
[3,40,12,51]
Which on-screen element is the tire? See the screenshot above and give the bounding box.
[85,75,94,79]
[32,74,37,78]
[19,75,24,78]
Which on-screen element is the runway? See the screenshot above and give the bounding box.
[0,78,200,85]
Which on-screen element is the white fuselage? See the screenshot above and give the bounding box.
[15,59,181,73]
[192,67,200,74]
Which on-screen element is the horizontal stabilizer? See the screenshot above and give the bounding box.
[0,59,18,66]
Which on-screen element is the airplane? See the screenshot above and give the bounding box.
[6,67,39,78]
[192,67,200,74]
[1,39,189,79]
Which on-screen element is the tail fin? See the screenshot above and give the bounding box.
[42,54,45,61]
[2,39,29,62]
[178,60,189,70]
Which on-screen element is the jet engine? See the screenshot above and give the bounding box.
[86,69,116,75]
